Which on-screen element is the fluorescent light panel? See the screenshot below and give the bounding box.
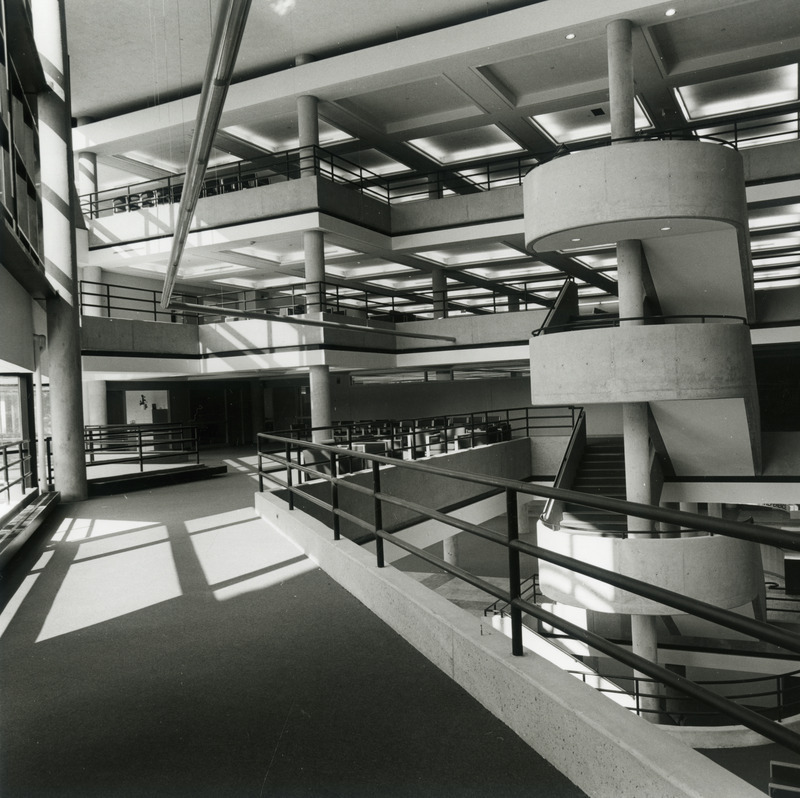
[675,65,798,121]
[531,97,651,144]
[409,125,523,165]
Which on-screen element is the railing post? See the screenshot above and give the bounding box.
[137,427,144,472]
[373,460,385,567]
[330,451,340,541]
[2,446,8,502]
[285,441,294,510]
[506,487,523,656]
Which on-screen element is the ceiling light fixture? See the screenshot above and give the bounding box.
[571,237,581,242]
[565,33,576,40]
[660,226,671,231]
[665,8,676,16]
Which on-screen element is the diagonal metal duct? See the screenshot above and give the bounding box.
[158,0,456,344]
[161,0,252,308]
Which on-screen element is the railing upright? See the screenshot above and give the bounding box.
[330,451,341,541]
[373,460,385,568]
[506,487,523,656]
[285,441,294,510]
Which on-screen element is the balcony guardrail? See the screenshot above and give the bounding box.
[255,426,800,755]
[264,405,579,467]
[79,278,550,324]
[79,105,799,219]
[532,313,748,336]
[567,668,800,725]
[83,423,200,474]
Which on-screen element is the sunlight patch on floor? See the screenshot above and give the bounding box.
[50,516,163,543]
[213,557,317,601]
[187,508,312,598]
[36,541,181,642]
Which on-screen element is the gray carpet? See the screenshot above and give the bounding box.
[0,449,585,797]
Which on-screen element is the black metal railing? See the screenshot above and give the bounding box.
[79,106,800,219]
[264,405,579,469]
[532,313,748,336]
[0,440,34,505]
[79,280,202,322]
[83,423,200,473]
[79,278,553,324]
[567,668,800,725]
[254,428,800,755]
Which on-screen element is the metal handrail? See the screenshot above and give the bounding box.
[83,423,200,473]
[532,313,748,336]
[78,105,800,218]
[567,668,800,724]
[255,428,800,754]
[264,405,579,463]
[0,440,34,505]
[79,277,546,324]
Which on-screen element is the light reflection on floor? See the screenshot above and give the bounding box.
[23,502,315,643]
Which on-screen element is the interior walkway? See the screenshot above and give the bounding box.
[0,448,586,798]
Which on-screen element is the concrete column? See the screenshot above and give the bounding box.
[83,380,107,427]
[679,501,701,536]
[33,0,87,502]
[303,230,325,314]
[631,614,660,719]
[309,364,332,443]
[296,56,319,179]
[432,267,447,319]
[708,502,723,518]
[606,19,635,141]
[75,117,98,218]
[443,535,460,566]
[617,239,645,323]
[608,17,657,701]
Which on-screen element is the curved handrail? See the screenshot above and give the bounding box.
[532,313,748,336]
[566,667,800,724]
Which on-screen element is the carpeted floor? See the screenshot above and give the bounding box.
[0,449,585,797]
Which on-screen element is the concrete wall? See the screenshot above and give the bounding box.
[331,375,533,421]
[88,176,392,247]
[81,316,199,356]
[538,523,763,615]
[397,307,547,352]
[530,322,757,405]
[391,185,523,233]
[524,141,749,252]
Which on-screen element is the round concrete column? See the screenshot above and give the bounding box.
[617,239,644,322]
[296,55,319,180]
[608,17,657,693]
[309,364,332,443]
[680,502,701,536]
[432,267,447,319]
[631,614,660,718]
[443,535,460,566]
[76,117,98,218]
[303,230,325,314]
[33,0,87,502]
[83,380,107,427]
[606,19,635,141]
